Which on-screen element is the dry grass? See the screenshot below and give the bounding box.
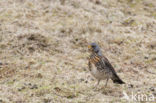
[0,0,156,103]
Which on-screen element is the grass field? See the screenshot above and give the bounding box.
[0,0,156,103]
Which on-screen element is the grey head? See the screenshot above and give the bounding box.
[88,43,102,55]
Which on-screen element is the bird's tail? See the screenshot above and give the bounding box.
[111,73,125,84]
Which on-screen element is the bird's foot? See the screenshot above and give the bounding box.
[93,85,101,91]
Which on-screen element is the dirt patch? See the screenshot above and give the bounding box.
[0,64,16,79]
[8,33,62,55]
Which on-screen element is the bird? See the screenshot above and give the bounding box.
[88,43,125,87]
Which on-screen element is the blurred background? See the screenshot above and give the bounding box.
[0,0,155,102]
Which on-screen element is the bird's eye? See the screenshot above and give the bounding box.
[92,45,95,48]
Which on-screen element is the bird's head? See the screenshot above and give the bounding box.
[88,43,101,54]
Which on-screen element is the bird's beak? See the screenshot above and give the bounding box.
[88,45,92,49]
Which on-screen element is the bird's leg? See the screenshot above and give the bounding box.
[105,78,109,87]
[96,79,100,86]
[94,79,100,90]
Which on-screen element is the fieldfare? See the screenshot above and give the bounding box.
[88,43,125,87]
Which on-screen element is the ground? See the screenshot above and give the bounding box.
[0,0,156,103]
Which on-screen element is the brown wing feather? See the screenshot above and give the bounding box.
[101,56,117,73]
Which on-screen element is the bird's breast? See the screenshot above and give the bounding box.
[90,63,107,80]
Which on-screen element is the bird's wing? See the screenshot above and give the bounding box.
[88,54,117,74]
[100,56,117,74]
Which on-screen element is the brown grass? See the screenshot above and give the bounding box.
[0,0,156,102]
